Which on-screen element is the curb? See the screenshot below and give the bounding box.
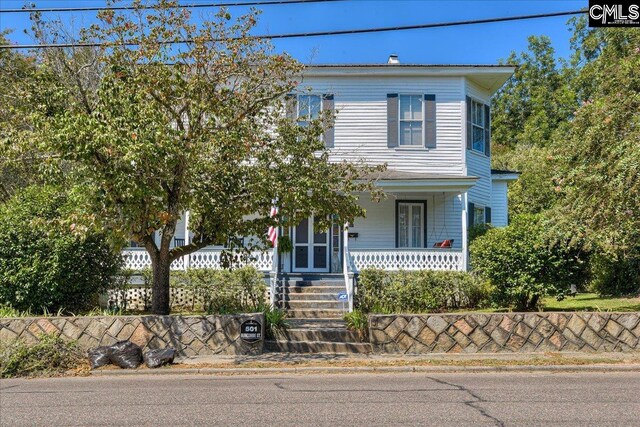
[90,363,640,376]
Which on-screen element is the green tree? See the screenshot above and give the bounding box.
[492,35,576,154]
[491,35,578,218]
[23,1,381,314]
[552,28,640,262]
[0,33,55,203]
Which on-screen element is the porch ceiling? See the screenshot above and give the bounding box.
[360,170,478,193]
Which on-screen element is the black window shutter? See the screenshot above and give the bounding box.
[466,96,472,150]
[285,94,296,121]
[387,94,399,148]
[484,104,491,156]
[485,207,492,224]
[424,94,436,148]
[322,94,335,148]
[468,202,475,227]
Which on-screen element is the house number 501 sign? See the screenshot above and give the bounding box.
[240,319,262,343]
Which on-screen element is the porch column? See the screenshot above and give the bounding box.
[461,192,469,271]
[342,222,354,312]
[184,210,190,270]
[269,226,279,307]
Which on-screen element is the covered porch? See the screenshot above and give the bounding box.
[344,171,476,273]
[122,171,475,275]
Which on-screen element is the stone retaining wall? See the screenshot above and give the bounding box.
[369,312,640,354]
[0,314,264,356]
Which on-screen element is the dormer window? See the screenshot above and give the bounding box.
[399,95,423,146]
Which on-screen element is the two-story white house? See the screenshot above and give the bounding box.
[123,57,518,304]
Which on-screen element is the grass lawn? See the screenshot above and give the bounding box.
[541,293,640,312]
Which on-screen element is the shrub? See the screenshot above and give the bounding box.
[344,309,369,340]
[264,306,289,339]
[470,214,588,310]
[0,334,87,378]
[0,186,122,314]
[187,266,266,314]
[356,269,490,314]
[590,252,640,297]
[469,223,493,243]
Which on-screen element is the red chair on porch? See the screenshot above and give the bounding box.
[433,239,454,249]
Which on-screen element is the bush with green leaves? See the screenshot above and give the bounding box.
[469,223,493,243]
[356,269,490,314]
[470,214,588,310]
[264,306,289,339]
[344,309,369,340]
[589,252,640,297]
[0,186,122,314]
[0,334,86,378]
[169,266,266,314]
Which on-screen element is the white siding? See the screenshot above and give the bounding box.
[465,79,492,209]
[300,76,466,175]
[349,192,463,250]
[491,181,509,227]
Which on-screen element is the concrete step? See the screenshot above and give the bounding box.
[278,285,345,294]
[265,340,372,354]
[278,300,347,309]
[287,318,347,329]
[285,309,345,319]
[280,280,346,287]
[280,293,342,301]
[278,328,361,343]
[280,274,345,281]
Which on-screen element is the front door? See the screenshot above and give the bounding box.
[293,216,330,272]
[397,202,425,248]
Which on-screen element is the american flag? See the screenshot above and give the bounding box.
[267,202,278,247]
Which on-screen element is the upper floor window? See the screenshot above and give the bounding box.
[474,206,485,225]
[471,100,485,152]
[297,94,321,128]
[399,95,423,146]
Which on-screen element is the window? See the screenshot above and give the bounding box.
[297,94,321,127]
[399,95,423,146]
[398,202,424,248]
[474,206,485,225]
[471,100,485,152]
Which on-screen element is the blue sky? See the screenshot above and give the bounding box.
[0,0,586,64]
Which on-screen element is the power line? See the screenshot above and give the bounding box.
[0,9,587,50]
[0,0,345,13]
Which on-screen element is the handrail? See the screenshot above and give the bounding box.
[342,224,355,312]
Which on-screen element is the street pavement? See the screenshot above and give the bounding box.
[1,371,639,426]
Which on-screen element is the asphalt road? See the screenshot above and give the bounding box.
[1,371,639,426]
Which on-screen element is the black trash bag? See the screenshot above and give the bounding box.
[143,348,176,369]
[108,341,143,369]
[88,346,112,369]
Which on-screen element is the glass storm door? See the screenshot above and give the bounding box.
[398,203,424,248]
[293,216,330,272]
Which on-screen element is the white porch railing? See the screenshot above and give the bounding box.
[121,248,273,272]
[348,248,464,272]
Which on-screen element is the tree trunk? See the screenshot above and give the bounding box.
[151,249,172,315]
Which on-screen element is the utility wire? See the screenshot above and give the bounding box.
[0,0,345,13]
[0,9,587,50]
